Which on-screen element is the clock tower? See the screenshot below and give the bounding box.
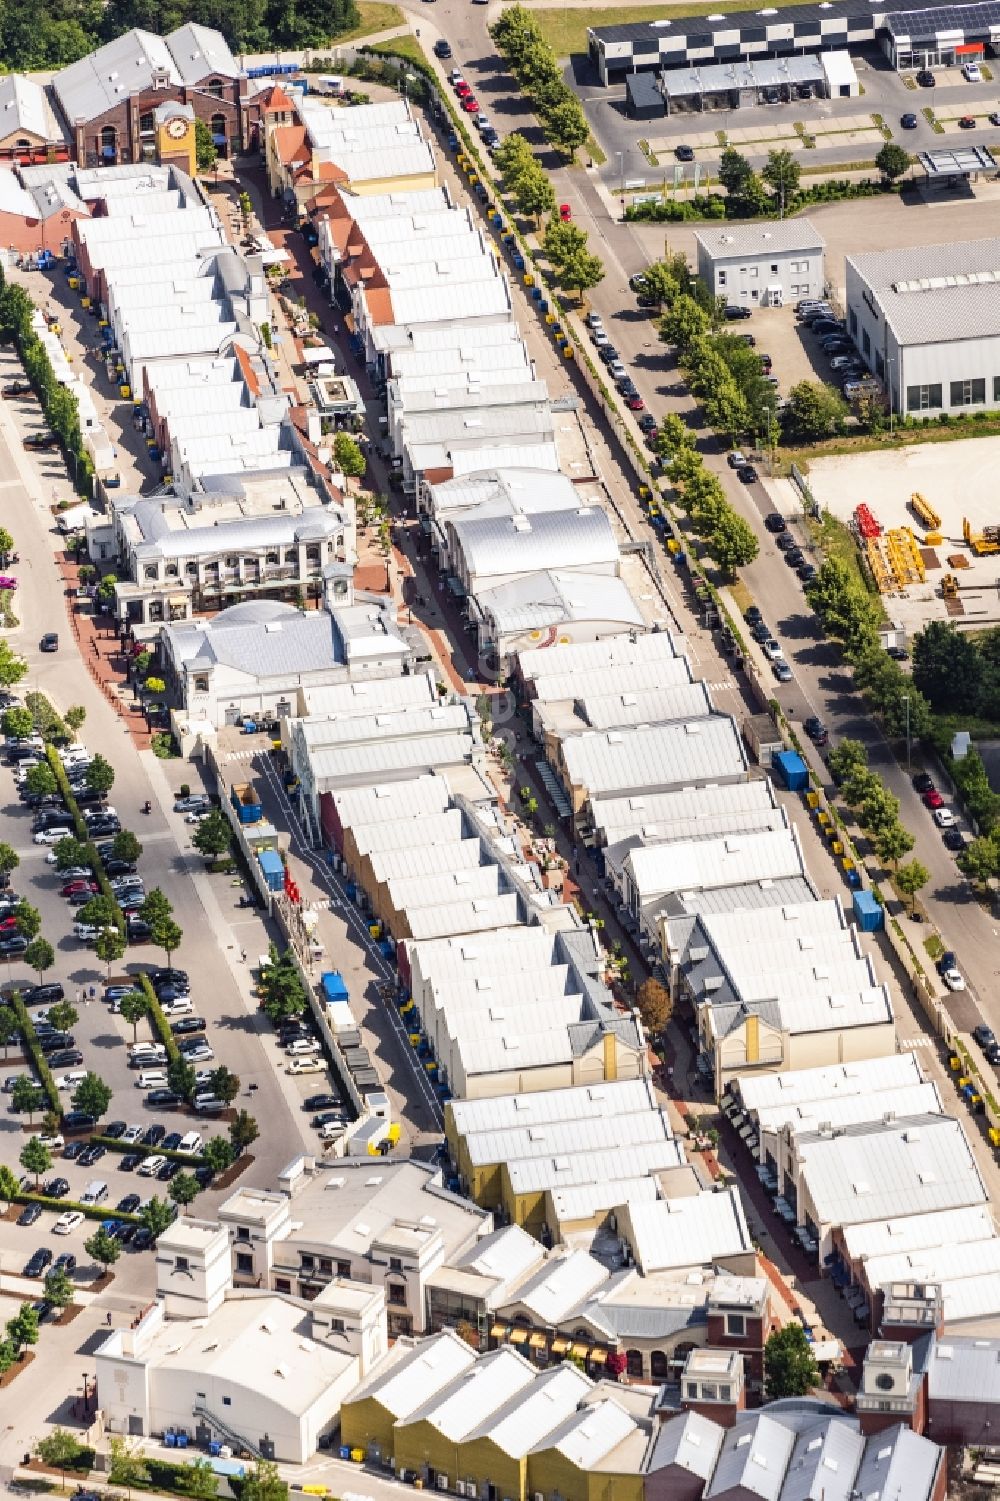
[154,103,196,174]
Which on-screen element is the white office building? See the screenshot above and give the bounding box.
[694,220,825,308]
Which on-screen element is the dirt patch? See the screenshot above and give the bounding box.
[212,1154,254,1191]
[0,1349,35,1388]
[89,1271,114,1292]
[55,1303,84,1327]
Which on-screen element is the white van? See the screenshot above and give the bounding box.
[81,1180,108,1205]
[179,1131,203,1154]
[129,1042,166,1062]
[54,1069,88,1091]
[136,1070,168,1090]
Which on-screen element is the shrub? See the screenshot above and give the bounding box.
[136,974,181,1066]
[8,992,60,1115]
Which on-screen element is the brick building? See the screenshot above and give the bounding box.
[53,23,247,169]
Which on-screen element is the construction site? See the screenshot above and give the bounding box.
[802,436,1000,636]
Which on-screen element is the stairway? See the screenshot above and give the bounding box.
[192,1402,264,1459]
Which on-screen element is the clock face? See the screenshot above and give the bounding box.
[166,117,188,140]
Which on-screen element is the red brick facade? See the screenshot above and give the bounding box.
[70,77,247,169]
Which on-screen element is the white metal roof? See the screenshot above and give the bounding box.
[548,1176,660,1226]
[755,1081,942,1142]
[498,1249,608,1327]
[625,1187,753,1273]
[348,808,466,859]
[841,1203,997,1264]
[506,1139,685,1197]
[469,1363,593,1457]
[796,1114,988,1229]
[694,218,824,262]
[593,779,775,844]
[736,1050,922,1114]
[386,864,501,913]
[404,892,522,942]
[397,1345,535,1442]
[562,717,746,799]
[370,838,488,888]
[349,1329,476,1419]
[519,629,683,684]
[0,75,57,142]
[532,1397,637,1468]
[626,826,807,907]
[863,1230,1000,1294]
[465,1108,672,1171]
[449,1079,657,1139]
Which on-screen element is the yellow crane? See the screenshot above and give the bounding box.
[963,517,1000,556]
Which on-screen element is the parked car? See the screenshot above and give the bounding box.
[736,465,759,484]
[138,1155,166,1177]
[900,112,919,128]
[172,795,211,815]
[923,787,945,809]
[724,305,752,320]
[773,661,793,683]
[287,1058,326,1075]
[53,1211,85,1235]
[913,772,935,794]
[17,1201,42,1227]
[764,513,786,533]
[933,807,956,828]
[675,144,694,161]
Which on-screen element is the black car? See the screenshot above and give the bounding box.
[194,1165,215,1188]
[764,513,786,533]
[598,345,619,366]
[150,968,190,990]
[171,1016,206,1035]
[52,1252,76,1274]
[63,1140,86,1161]
[24,1248,52,1276]
[675,144,694,161]
[797,563,818,583]
[39,1032,75,1052]
[916,68,935,85]
[46,1050,83,1068]
[45,1177,70,1199]
[636,413,657,432]
[63,1109,96,1132]
[146,1088,181,1107]
[433,38,451,57]
[938,951,958,977]
[912,771,935,794]
[776,533,797,553]
[973,1022,996,1050]
[39,631,59,651]
[132,1226,155,1251]
[305,1093,340,1111]
[750,622,771,644]
[785,548,806,568]
[119,1153,141,1172]
[157,984,188,1005]
[105,859,138,877]
[79,1143,106,1168]
[105,1120,127,1139]
[312,1111,347,1128]
[886,645,909,661]
[900,112,919,129]
[943,827,966,851]
[86,819,120,837]
[23,983,65,1005]
[736,465,759,484]
[724,305,752,320]
[157,1159,180,1182]
[117,1193,140,1214]
[143,1124,166,1147]
[127,919,153,942]
[162,1132,182,1152]
[744,605,763,626]
[17,1201,42,1226]
[3,381,34,398]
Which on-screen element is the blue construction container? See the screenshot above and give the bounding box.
[852,890,884,932]
[257,848,284,893]
[772,750,808,792]
[322,971,349,1004]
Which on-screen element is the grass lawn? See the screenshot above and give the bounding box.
[368,33,424,63]
[523,0,794,56]
[335,1,406,43]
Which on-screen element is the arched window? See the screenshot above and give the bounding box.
[650,1351,669,1380]
[626,1350,643,1378]
[100,125,117,159]
[211,112,226,140]
[207,78,225,98]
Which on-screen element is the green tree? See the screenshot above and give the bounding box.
[635,977,672,1035]
[72,1071,113,1120]
[827,738,868,786]
[660,294,709,355]
[192,809,231,860]
[958,836,1000,892]
[43,1264,75,1312]
[111,830,143,864]
[194,118,218,172]
[718,146,753,198]
[804,558,881,655]
[0,841,19,888]
[3,705,34,739]
[202,1136,234,1175]
[24,937,55,985]
[761,148,801,209]
[785,380,849,441]
[144,676,166,699]
[240,1459,288,1501]
[513,163,556,224]
[120,991,149,1043]
[182,1457,219,1501]
[108,1437,151,1500]
[6,1300,40,1353]
[85,1224,122,1273]
[912,619,982,714]
[0,642,28,690]
[96,574,119,607]
[96,926,127,979]
[139,887,173,928]
[152,915,183,969]
[138,1197,175,1240]
[85,753,115,797]
[229,1110,260,1157]
[872,820,915,871]
[168,1056,198,1102]
[895,858,929,913]
[557,246,605,304]
[259,944,307,1023]
[333,432,366,479]
[857,782,901,837]
[704,507,760,576]
[49,1002,80,1037]
[544,97,589,159]
[875,142,911,182]
[36,1427,85,1489]
[15,900,40,942]
[655,412,697,461]
[53,836,90,872]
[702,381,751,445]
[0,527,13,564]
[12,1076,43,1121]
[209,1066,241,1105]
[0,1008,18,1059]
[638,260,680,309]
[0,1163,20,1201]
[23,763,57,798]
[169,1171,200,1215]
[20,1136,51,1187]
[77,894,120,937]
[64,705,87,739]
[765,1323,819,1398]
[543,217,587,270]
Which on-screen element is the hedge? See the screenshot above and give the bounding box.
[9,991,61,1115]
[14,1191,141,1223]
[137,974,182,1067]
[46,746,125,935]
[91,1133,204,1166]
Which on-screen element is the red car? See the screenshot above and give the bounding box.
[923,788,944,810]
[455,81,471,97]
[558,203,572,221]
[625,395,645,411]
[62,881,97,897]
[462,95,479,112]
